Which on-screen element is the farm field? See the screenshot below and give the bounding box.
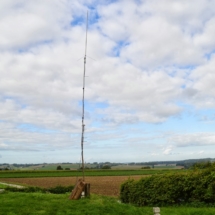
[111,165,183,170]
[0,169,182,178]
[39,164,81,170]
[1,163,184,171]
[1,169,215,214]
[0,175,144,196]
[0,169,185,196]
[111,165,151,170]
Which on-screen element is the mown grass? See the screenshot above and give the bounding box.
[0,183,9,189]
[0,191,215,215]
[0,169,183,178]
[0,192,150,215]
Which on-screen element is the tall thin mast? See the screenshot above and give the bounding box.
[81,12,88,181]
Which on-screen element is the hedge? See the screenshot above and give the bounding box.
[120,169,215,206]
[5,185,74,194]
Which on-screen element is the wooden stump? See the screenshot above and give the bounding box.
[69,179,90,200]
[85,183,90,197]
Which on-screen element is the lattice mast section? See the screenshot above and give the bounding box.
[81,12,88,181]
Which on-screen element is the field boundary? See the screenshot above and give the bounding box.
[0,182,25,188]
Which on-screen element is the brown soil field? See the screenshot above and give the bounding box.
[1,176,145,197]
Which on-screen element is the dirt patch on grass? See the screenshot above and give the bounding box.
[1,175,145,197]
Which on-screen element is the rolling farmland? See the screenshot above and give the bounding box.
[0,169,184,196]
[0,176,145,196]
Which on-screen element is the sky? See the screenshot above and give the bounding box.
[1,0,215,164]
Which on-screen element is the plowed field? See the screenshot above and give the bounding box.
[1,176,145,197]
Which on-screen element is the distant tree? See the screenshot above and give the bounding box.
[104,162,111,164]
[141,166,151,169]
[102,165,111,169]
[191,161,213,170]
[79,166,90,170]
[65,168,70,170]
[57,165,63,170]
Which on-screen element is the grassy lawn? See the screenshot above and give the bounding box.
[0,169,183,178]
[0,192,150,215]
[0,183,9,189]
[0,192,215,215]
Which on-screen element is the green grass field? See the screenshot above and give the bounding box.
[4,164,83,171]
[112,165,149,170]
[111,165,179,170]
[2,163,182,171]
[0,183,9,189]
[0,169,183,178]
[0,191,215,215]
[40,164,80,170]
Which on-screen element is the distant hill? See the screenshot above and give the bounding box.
[1,158,214,170]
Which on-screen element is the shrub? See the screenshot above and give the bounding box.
[5,185,74,194]
[56,165,63,170]
[47,185,74,194]
[79,166,90,169]
[190,161,213,170]
[141,166,151,169]
[102,165,111,169]
[120,169,215,206]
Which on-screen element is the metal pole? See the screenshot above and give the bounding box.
[81,11,88,181]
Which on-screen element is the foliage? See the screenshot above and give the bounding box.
[190,161,214,170]
[80,166,90,169]
[141,166,151,169]
[4,185,74,194]
[57,165,63,170]
[120,169,215,206]
[102,165,111,169]
[47,185,74,194]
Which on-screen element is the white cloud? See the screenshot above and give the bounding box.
[97,0,213,68]
[169,133,215,147]
[197,150,204,155]
[151,152,159,156]
[0,0,215,162]
[145,0,215,33]
[0,0,73,50]
[0,121,80,152]
[163,145,173,155]
[183,55,215,108]
[194,17,215,51]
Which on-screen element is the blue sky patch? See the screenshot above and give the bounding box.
[204,50,215,60]
[112,40,130,57]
